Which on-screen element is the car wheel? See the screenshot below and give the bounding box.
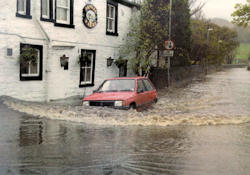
[129,103,136,110]
[153,98,158,104]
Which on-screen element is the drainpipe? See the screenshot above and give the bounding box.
[33,0,51,102]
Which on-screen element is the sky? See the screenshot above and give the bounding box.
[196,0,247,21]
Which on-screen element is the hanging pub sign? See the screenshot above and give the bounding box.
[82,4,98,29]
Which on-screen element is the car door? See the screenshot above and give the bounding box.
[135,79,148,106]
[142,79,157,102]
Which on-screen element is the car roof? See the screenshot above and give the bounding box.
[107,76,147,80]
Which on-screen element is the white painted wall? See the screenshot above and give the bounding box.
[0,0,135,101]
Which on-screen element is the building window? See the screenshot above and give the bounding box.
[41,0,53,21]
[7,48,13,57]
[55,0,74,28]
[107,4,115,32]
[17,0,26,14]
[56,0,69,23]
[20,44,43,81]
[79,50,95,87]
[16,0,32,19]
[106,0,118,36]
[42,0,49,18]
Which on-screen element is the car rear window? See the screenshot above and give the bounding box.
[143,79,154,91]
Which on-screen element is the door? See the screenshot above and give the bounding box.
[135,79,150,106]
[142,79,156,102]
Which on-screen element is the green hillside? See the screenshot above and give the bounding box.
[236,43,250,61]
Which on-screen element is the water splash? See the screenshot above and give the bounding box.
[3,68,250,126]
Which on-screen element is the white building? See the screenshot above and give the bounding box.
[0,0,140,101]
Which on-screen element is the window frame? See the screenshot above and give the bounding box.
[40,0,54,22]
[20,43,43,81]
[56,0,70,24]
[18,0,26,15]
[107,4,115,33]
[106,0,118,36]
[79,49,96,88]
[54,0,74,28]
[21,49,40,77]
[16,0,32,19]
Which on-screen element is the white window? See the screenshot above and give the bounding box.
[107,4,116,33]
[20,44,43,81]
[17,0,26,15]
[21,49,40,77]
[41,0,50,18]
[56,0,70,23]
[80,51,95,86]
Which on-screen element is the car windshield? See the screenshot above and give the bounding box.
[98,79,135,92]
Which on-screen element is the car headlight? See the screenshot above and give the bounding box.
[82,101,89,106]
[114,101,123,107]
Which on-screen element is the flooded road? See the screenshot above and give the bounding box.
[0,68,250,174]
[4,68,250,126]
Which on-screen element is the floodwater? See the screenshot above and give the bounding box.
[1,68,250,174]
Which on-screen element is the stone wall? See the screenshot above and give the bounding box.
[149,65,219,89]
[223,64,247,68]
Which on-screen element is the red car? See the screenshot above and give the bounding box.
[82,77,158,109]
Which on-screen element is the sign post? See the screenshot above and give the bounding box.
[164,40,174,87]
[166,0,173,87]
[162,50,174,57]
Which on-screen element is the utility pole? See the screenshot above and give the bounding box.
[168,0,172,86]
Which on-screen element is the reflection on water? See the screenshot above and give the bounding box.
[0,102,250,174]
[19,119,43,146]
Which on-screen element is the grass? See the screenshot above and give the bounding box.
[236,43,250,60]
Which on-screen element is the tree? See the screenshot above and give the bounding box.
[231,0,250,27]
[171,0,192,66]
[120,0,192,75]
[188,0,205,18]
[206,25,239,64]
[190,19,239,66]
[234,26,250,43]
[190,19,209,65]
[120,0,169,76]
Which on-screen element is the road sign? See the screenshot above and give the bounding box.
[162,50,174,57]
[164,40,175,50]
